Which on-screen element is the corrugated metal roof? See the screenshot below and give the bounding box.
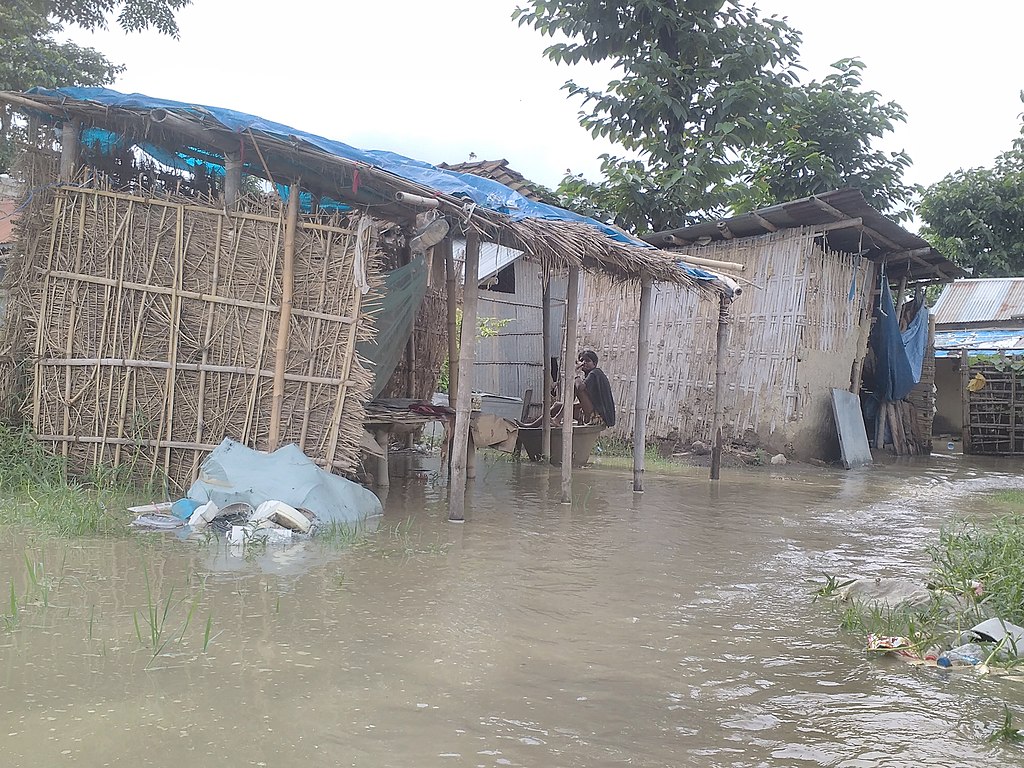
[645,188,966,285]
[932,278,1024,327]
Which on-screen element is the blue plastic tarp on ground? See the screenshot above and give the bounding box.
[29,86,718,286]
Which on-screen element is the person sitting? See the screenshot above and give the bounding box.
[524,350,616,427]
[573,350,616,427]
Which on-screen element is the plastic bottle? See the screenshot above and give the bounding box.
[936,643,985,668]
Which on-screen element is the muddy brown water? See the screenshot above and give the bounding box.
[3,453,1024,767]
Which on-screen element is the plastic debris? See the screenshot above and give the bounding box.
[250,500,313,533]
[171,498,201,520]
[187,500,220,530]
[937,643,986,668]
[130,513,185,530]
[866,634,919,660]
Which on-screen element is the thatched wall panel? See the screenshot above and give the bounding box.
[580,228,873,457]
[6,184,377,488]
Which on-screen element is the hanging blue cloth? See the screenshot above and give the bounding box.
[868,277,920,402]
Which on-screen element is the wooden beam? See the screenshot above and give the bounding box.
[882,246,933,261]
[751,212,778,232]
[710,297,731,481]
[268,181,299,450]
[223,150,243,208]
[443,237,459,409]
[633,274,653,492]
[59,120,80,182]
[449,229,481,522]
[811,217,863,234]
[960,349,972,454]
[560,265,580,504]
[809,195,848,221]
[541,273,552,460]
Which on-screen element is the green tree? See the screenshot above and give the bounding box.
[736,58,916,221]
[1,0,191,172]
[918,110,1024,277]
[514,0,803,233]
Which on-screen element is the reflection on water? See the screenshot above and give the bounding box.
[3,453,1024,767]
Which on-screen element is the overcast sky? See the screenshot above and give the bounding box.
[66,1,1024,207]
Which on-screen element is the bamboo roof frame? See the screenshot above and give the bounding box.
[0,90,724,295]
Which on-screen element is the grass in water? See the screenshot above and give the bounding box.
[989,706,1024,744]
[0,424,159,536]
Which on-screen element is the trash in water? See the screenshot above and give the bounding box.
[171,498,201,520]
[250,500,314,534]
[130,513,185,530]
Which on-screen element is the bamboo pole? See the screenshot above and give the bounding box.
[448,229,480,523]
[59,120,80,182]
[709,296,731,481]
[268,182,299,451]
[960,349,972,454]
[223,151,242,208]
[443,236,459,407]
[633,274,653,492]
[61,192,88,459]
[33,193,64,435]
[191,213,224,481]
[560,265,580,504]
[541,273,552,460]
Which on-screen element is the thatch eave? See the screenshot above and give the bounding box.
[0,89,721,295]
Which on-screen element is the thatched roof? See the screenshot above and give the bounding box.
[438,159,557,205]
[0,88,724,294]
[647,189,966,286]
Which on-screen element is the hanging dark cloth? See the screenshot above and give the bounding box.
[585,367,616,427]
[867,277,918,403]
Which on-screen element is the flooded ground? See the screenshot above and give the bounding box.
[3,452,1024,767]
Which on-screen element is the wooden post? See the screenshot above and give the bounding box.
[633,274,653,492]
[224,150,243,208]
[448,229,480,522]
[709,296,731,481]
[960,349,972,454]
[560,265,580,504]
[541,274,552,459]
[443,237,459,408]
[268,181,299,450]
[59,120,80,182]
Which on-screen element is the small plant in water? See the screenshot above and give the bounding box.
[812,573,855,602]
[133,568,214,666]
[988,706,1024,744]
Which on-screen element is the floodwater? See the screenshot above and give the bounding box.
[3,453,1024,767]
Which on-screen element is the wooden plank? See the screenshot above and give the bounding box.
[449,229,480,522]
[633,275,653,491]
[561,265,580,504]
[268,182,299,450]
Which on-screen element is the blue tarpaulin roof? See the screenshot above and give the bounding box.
[935,329,1024,357]
[27,86,720,285]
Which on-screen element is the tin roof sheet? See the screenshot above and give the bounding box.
[932,278,1024,327]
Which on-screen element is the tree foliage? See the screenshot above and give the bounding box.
[736,58,916,221]
[514,0,803,232]
[1,0,191,172]
[918,111,1024,277]
[516,2,917,233]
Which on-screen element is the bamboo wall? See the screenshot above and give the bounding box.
[579,228,873,458]
[475,257,567,399]
[8,184,375,487]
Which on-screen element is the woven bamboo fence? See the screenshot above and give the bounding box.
[5,181,377,487]
[579,228,873,456]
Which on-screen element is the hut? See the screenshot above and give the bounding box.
[0,86,727,520]
[931,278,1024,453]
[579,190,965,461]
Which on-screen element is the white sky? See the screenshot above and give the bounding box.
[66,0,1024,204]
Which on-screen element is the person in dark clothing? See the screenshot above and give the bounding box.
[573,350,616,426]
[522,350,616,427]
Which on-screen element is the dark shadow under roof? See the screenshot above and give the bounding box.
[646,189,966,285]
